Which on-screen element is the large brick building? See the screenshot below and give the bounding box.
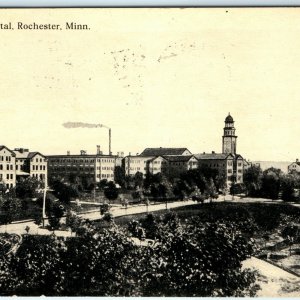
[47,146,118,183]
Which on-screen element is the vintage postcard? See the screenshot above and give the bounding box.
[0,8,299,297]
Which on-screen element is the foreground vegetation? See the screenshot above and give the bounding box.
[0,210,259,296]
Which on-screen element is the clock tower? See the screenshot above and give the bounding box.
[222,113,237,155]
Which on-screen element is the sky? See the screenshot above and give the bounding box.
[0,8,300,161]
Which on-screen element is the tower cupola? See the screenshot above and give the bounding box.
[222,113,237,154]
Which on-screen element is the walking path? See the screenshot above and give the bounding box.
[0,200,197,237]
[243,257,300,296]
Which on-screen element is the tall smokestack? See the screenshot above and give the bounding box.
[97,145,101,155]
[109,128,112,155]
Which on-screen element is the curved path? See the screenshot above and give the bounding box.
[243,257,300,297]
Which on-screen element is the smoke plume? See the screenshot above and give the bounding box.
[63,122,110,129]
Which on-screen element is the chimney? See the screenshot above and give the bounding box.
[129,152,131,156]
[203,152,205,154]
[212,151,215,154]
[296,158,299,163]
[97,145,101,155]
[67,151,70,155]
[80,150,86,155]
[136,153,139,156]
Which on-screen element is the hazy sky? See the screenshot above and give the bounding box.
[0,8,300,161]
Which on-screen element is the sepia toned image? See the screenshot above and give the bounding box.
[0,7,300,297]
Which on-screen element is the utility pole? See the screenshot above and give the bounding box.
[42,175,47,227]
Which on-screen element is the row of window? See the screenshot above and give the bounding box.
[32,165,46,171]
[0,174,14,180]
[96,166,114,171]
[51,167,95,172]
[0,164,14,170]
[0,156,12,162]
[34,158,46,163]
[96,174,114,178]
[50,158,115,163]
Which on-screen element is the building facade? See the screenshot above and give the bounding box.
[13,148,47,181]
[164,155,198,178]
[0,146,16,189]
[288,159,300,173]
[123,148,194,177]
[195,114,245,187]
[47,147,118,183]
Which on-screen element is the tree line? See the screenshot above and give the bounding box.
[243,165,300,201]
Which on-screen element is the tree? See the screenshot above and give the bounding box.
[281,173,300,202]
[50,179,79,204]
[114,166,126,187]
[261,168,282,200]
[65,210,82,233]
[0,196,22,224]
[104,181,119,200]
[15,177,42,199]
[47,201,65,230]
[139,219,259,297]
[97,179,108,191]
[133,172,144,189]
[243,165,263,197]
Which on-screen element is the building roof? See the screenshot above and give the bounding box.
[14,150,46,159]
[288,161,300,167]
[163,155,196,162]
[0,145,16,156]
[28,152,46,159]
[194,153,234,160]
[47,154,117,158]
[225,113,234,123]
[140,147,191,156]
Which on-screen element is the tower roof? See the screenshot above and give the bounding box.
[225,113,234,123]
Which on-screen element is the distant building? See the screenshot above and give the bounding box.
[288,159,300,173]
[13,148,47,182]
[123,155,155,176]
[123,148,194,177]
[0,145,16,189]
[47,146,118,183]
[164,155,198,178]
[140,147,192,156]
[195,114,244,187]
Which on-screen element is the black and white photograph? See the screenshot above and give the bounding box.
[0,8,300,297]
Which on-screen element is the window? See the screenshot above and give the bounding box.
[6,165,9,170]
[10,165,13,170]
[16,165,18,170]
[10,174,13,179]
[6,174,9,179]
[228,169,232,173]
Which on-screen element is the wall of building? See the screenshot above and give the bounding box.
[0,148,16,188]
